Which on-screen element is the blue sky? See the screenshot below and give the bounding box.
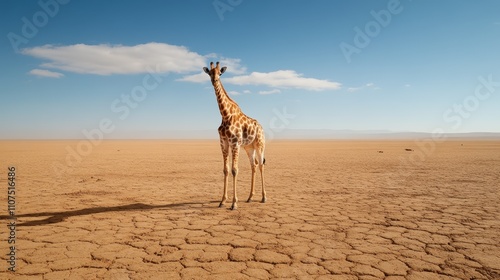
[1,0,499,139]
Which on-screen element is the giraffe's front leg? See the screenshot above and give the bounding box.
[220,168,228,207]
[230,174,238,210]
[219,139,229,207]
[230,145,240,210]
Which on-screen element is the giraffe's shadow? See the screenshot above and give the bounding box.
[1,201,218,227]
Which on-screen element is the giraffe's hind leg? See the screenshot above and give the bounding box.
[257,144,266,203]
[259,165,266,203]
[244,146,257,203]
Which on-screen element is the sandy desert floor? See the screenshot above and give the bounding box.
[0,140,499,280]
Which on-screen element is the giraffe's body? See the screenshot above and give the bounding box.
[204,62,266,210]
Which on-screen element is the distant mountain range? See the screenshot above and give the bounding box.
[106,129,500,140]
[266,130,500,140]
[4,130,500,140]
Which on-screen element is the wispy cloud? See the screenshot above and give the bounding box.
[176,71,208,83]
[179,68,340,92]
[225,70,341,91]
[347,83,378,92]
[217,57,247,75]
[28,68,64,78]
[259,89,281,95]
[22,43,206,75]
[178,55,247,82]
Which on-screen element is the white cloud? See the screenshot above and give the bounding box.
[22,43,206,75]
[28,68,64,78]
[243,90,251,94]
[259,89,281,95]
[348,83,377,92]
[180,69,341,91]
[224,70,341,91]
[217,57,247,74]
[404,84,411,88]
[25,43,343,92]
[201,55,247,75]
[228,91,241,95]
[177,56,246,82]
[177,71,208,83]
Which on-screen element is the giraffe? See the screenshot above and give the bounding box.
[203,61,266,210]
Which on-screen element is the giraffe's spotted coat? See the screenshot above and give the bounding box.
[203,61,267,210]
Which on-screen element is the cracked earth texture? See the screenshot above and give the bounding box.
[0,140,499,280]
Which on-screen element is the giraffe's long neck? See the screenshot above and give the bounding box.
[213,79,241,120]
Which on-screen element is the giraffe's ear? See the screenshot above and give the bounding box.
[203,67,210,74]
[220,67,227,74]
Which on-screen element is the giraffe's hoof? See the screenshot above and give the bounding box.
[246,198,252,203]
[261,197,267,203]
[218,202,225,208]
[230,204,238,210]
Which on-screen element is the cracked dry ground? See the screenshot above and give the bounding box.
[1,140,499,280]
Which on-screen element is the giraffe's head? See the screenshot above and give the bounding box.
[203,61,227,84]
